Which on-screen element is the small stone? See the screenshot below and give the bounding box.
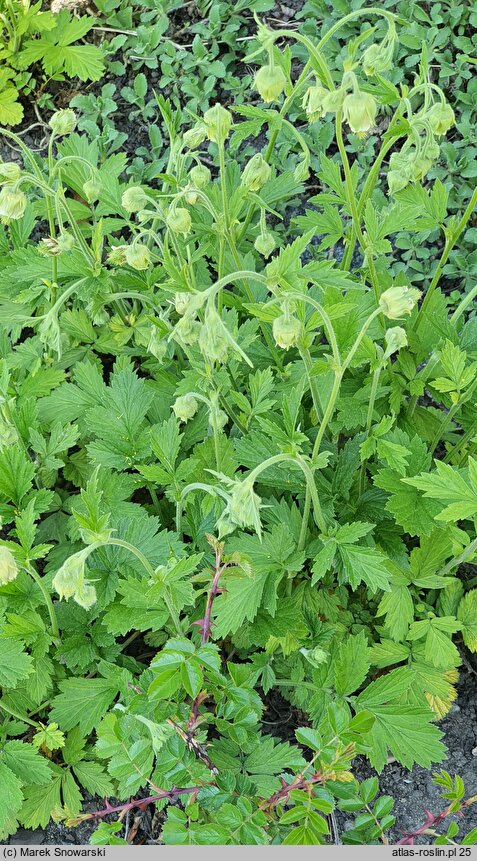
[472,746,477,757]
[10,828,45,845]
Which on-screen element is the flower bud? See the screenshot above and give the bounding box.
[52,549,88,601]
[39,232,75,256]
[174,292,192,315]
[227,478,262,537]
[0,187,27,220]
[122,186,150,213]
[147,326,167,361]
[198,305,229,363]
[427,102,455,136]
[254,64,286,103]
[302,85,329,122]
[342,91,377,137]
[166,206,192,236]
[74,581,97,611]
[379,285,421,319]
[174,316,201,346]
[124,243,151,271]
[108,244,128,266]
[362,41,394,77]
[241,153,271,192]
[189,164,211,188]
[273,313,301,350]
[0,162,21,183]
[322,88,346,114]
[172,393,198,423]
[82,177,101,204]
[49,109,77,137]
[409,153,433,183]
[183,124,207,149]
[384,326,408,358]
[254,231,275,257]
[184,187,198,206]
[0,546,18,585]
[209,407,228,433]
[203,104,232,144]
[294,158,310,182]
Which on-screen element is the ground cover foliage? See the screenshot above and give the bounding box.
[0,0,477,847]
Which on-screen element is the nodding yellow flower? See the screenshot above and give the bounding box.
[342,91,377,137]
[203,104,232,143]
[427,102,455,136]
[302,85,329,122]
[49,109,77,136]
[379,285,421,319]
[272,314,301,350]
[0,546,18,585]
[0,187,27,221]
[254,64,286,103]
[241,153,272,191]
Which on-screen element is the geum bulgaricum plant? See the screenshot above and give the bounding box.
[0,5,477,846]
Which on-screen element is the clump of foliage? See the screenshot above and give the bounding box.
[0,6,476,845]
[0,0,104,125]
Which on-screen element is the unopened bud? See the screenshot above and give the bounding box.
[124,243,151,270]
[52,549,88,601]
[254,231,275,257]
[173,393,198,423]
[241,153,271,192]
[166,206,192,236]
[122,186,150,213]
[384,326,408,358]
[189,164,211,188]
[227,478,262,538]
[82,177,101,204]
[0,162,21,183]
[427,102,455,137]
[198,305,229,363]
[203,104,232,144]
[183,125,207,149]
[254,64,286,103]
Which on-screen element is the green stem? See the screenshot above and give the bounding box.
[0,700,41,729]
[443,423,477,465]
[358,364,383,494]
[47,133,58,285]
[429,376,477,457]
[25,564,60,641]
[248,453,327,534]
[298,489,311,553]
[342,131,402,271]
[414,187,477,328]
[407,280,477,418]
[437,536,477,579]
[299,344,322,422]
[335,111,381,304]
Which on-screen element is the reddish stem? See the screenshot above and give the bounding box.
[76,785,208,823]
[397,795,477,845]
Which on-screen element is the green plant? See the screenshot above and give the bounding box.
[0,1,104,125]
[0,5,476,845]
